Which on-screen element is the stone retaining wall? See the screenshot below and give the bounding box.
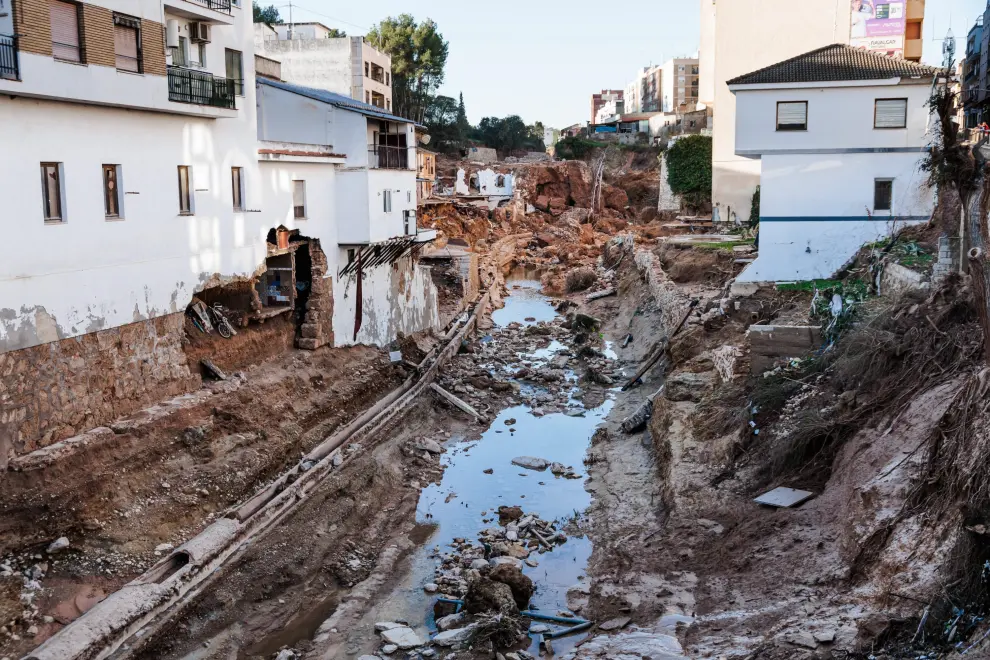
[1,313,199,467]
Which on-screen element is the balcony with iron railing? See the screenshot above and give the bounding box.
[0,34,18,80]
[368,144,409,170]
[167,66,236,109]
[163,0,234,25]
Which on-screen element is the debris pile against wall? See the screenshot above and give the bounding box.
[746,324,821,374]
[0,313,199,466]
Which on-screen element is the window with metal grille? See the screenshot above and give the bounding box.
[40,163,64,222]
[231,167,243,210]
[225,48,243,95]
[292,180,306,218]
[874,98,907,129]
[113,13,142,72]
[50,0,82,63]
[776,101,808,131]
[874,179,893,212]
[178,166,192,214]
[383,189,392,213]
[103,164,122,217]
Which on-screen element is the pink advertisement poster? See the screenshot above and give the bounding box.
[851,0,906,55]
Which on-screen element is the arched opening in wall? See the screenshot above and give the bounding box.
[496,174,506,188]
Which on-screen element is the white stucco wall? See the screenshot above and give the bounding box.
[712,0,851,225]
[0,0,265,353]
[733,81,931,156]
[737,151,933,282]
[698,0,716,107]
[332,254,440,347]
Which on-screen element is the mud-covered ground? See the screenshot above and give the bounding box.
[0,340,406,659]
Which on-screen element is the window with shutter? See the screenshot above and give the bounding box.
[776,101,808,131]
[103,164,121,217]
[231,167,243,210]
[114,20,140,72]
[875,98,908,129]
[225,49,243,95]
[40,163,63,221]
[292,180,306,218]
[50,0,81,62]
[178,166,192,214]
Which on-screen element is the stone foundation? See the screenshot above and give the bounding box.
[0,313,199,466]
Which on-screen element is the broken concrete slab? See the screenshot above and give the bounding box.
[379,626,424,649]
[754,487,815,508]
[599,616,631,631]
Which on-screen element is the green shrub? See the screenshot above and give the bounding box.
[666,135,712,196]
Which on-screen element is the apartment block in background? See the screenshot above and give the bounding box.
[660,57,699,113]
[590,89,623,125]
[254,22,393,111]
[624,65,663,115]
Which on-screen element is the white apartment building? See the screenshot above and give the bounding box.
[0,0,260,357]
[624,64,663,115]
[729,45,936,282]
[0,0,438,462]
[254,22,393,111]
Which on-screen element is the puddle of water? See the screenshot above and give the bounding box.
[492,278,557,327]
[367,274,613,655]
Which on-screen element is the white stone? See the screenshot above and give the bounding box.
[380,644,398,655]
[374,622,402,633]
[414,439,443,455]
[154,543,174,554]
[432,624,478,647]
[436,612,466,631]
[46,537,70,554]
[380,626,423,649]
[424,583,438,593]
[490,556,524,570]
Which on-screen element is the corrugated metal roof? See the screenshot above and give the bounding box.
[727,44,938,86]
[258,77,421,126]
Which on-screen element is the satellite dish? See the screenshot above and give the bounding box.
[420,134,432,145]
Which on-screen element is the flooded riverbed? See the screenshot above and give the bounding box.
[362,276,615,655]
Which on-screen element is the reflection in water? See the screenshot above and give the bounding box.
[364,271,610,655]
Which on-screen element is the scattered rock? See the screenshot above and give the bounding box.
[380,644,398,655]
[424,583,439,593]
[154,543,175,554]
[432,624,479,647]
[498,506,525,524]
[814,630,836,644]
[414,439,443,455]
[511,456,549,471]
[598,617,631,631]
[787,631,819,649]
[374,622,403,633]
[484,468,494,474]
[465,577,518,615]
[46,537,70,554]
[489,563,535,609]
[379,626,424,649]
[436,612,466,631]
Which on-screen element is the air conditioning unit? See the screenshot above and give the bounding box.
[190,22,211,44]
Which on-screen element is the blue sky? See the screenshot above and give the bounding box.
[280,0,987,128]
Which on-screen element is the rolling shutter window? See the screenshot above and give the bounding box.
[115,25,139,72]
[875,99,908,129]
[776,101,808,131]
[50,0,81,62]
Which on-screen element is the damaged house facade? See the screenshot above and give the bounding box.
[256,77,439,347]
[730,45,936,282]
[0,0,438,463]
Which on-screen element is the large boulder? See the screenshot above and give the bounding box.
[489,564,535,610]
[465,577,518,615]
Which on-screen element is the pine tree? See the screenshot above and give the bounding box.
[456,93,470,142]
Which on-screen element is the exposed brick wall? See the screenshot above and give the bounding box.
[80,3,114,67]
[0,313,200,467]
[141,19,166,76]
[297,240,335,350]
[14,0,53,57]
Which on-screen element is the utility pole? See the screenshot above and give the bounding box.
[287,0,293,39]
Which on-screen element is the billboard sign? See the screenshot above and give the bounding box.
[850,0,906,56]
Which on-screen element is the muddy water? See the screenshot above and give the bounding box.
[364,276,614,655]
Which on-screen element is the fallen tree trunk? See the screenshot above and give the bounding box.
[621,300,699,391]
